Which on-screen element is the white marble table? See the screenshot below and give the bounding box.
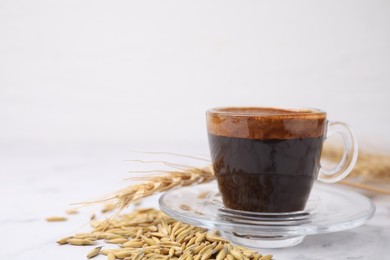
[1,143,389,259]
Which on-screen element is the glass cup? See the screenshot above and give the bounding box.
[206,107,358,213]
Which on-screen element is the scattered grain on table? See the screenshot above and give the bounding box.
[57,208,272,260]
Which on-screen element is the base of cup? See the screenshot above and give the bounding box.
[224,231,305,249]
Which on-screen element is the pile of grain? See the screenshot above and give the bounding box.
[57,208,272,260]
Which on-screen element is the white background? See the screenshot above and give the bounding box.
[1,1,390,259]
[1,0,390,149]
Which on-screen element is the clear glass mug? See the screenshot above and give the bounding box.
[206,107,358,212]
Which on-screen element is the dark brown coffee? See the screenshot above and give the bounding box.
[206,107,327,212]
[208,134,324,212]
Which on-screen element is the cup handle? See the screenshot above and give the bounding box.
[318,121,359,183]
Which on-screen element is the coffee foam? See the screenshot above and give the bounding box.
[207,107,327,140]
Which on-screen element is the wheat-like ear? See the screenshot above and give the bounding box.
[97,165,216,210]
[322,146,390,181]
[322,146,390,195]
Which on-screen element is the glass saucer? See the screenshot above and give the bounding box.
[213,192,320,224]
[159,181,375,248]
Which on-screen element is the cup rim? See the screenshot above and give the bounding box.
[207,106,326,118]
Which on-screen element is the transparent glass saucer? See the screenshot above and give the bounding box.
[159,181,375,249]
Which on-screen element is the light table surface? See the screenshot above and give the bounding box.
[1,143,389,260]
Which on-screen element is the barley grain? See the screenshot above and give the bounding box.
[56,236,73,245]
[86,246,102,259]
[107,253,115,260]
[206,233,227,243]
[216,245,228,260]
[226,254,235,260]
[150,232,168,238]
[230,248,245,260]
[123,240,144,248]
[65,208,79,215]
[67,238,95,246]
[46,216,67,222]
[101,203,116,213]
[180,204,191,211]
[195,232,206,244]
